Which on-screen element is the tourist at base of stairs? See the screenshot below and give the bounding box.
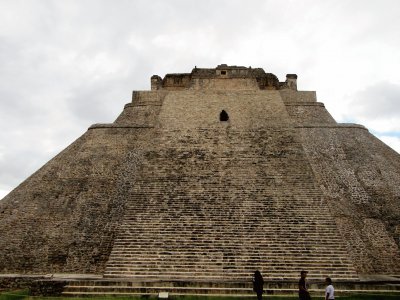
[298,270,311,300]
[253,270,265,300]
[325,277,335,300]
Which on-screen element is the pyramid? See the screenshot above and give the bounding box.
[1,65,399,283]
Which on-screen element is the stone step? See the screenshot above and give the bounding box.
[103,268,359,274]
[105,261,355,268]
[106,258,353,265]
[107,252,351,259]
[104,269,357,277]
[102,273,360,281]
[109,248,349,253]
[118,220,339,224]
[106,253,352,259]
[122,206,331,210]
[111,238,347,244]
[61,289,400,298]
[64,281,400,294]
[105,261,355,267]
[105,260,354,267]
[122,208,331,212]
[107,250,352,257]
[107,254,352,261]
[114,229,342,234]
[117,221,336,225]
[108,246,350,252]
[115,230,341,235]
[104,265,358,272]
[120,216,336,221]
[60,286,308,297]
[65,280,367,288]
[111,240,344,245]
[102,273,358,280]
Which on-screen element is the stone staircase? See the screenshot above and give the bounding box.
[61,279,400,297]
[103,128,359,281]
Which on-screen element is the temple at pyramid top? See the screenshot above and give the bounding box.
[150,64,298,91]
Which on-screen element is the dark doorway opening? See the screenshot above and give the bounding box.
[220,110,229,122]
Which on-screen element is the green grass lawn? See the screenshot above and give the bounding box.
[1,291,399,300]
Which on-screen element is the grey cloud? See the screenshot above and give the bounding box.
[349,81,400,120]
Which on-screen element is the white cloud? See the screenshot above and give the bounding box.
[345,81,400,132]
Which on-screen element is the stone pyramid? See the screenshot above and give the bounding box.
[1,65,399,282]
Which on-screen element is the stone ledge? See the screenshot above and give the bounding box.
[295,124,368,131]
[89,123,155,129]
[124,103,163,108]
[60,277,400,297]
[285,102,325,107]
[88,123,367,131]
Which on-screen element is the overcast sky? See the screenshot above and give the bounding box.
[1,0,400,199]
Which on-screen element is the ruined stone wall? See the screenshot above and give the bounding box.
[0,127,154,274]
[285,103,336,125]
[280,90,317,103]
[298,126,400,274]
[162,74,192,90]
[280,89,336,125]
[114,91,166,126]
[190,78,260,90]
[157,90,292,129]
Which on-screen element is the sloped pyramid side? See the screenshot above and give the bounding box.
[299,126,400,275]
[0,127,152,274]
[281,88,400,275]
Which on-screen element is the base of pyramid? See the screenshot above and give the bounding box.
[2,274,399,297]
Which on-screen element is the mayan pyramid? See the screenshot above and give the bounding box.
[1,65,399,282]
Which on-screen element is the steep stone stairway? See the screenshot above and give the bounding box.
[100,128,358,282]
[61,279,400,297]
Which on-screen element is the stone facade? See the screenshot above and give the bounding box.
[0,65,399,281]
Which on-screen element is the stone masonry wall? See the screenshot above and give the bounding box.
[298,126,400,274]
[157,90,292,129]
[280,89,336,125]
[280,90,317,103]
[0,127,154,274]
[285,103,336,125]
[114,91,166,126]
[190,78,260,90]
[104,126,358,280]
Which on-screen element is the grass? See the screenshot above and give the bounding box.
[0,290,28,300]
[1,291,399,300]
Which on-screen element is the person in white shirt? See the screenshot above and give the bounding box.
[325,277,334,300]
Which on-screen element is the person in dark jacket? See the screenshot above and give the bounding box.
[298,270,311,300]
[253,270,264,300]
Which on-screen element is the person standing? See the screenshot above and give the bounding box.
[325,277,334,300]
[253,270,264,300]
[298,270,311,300]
